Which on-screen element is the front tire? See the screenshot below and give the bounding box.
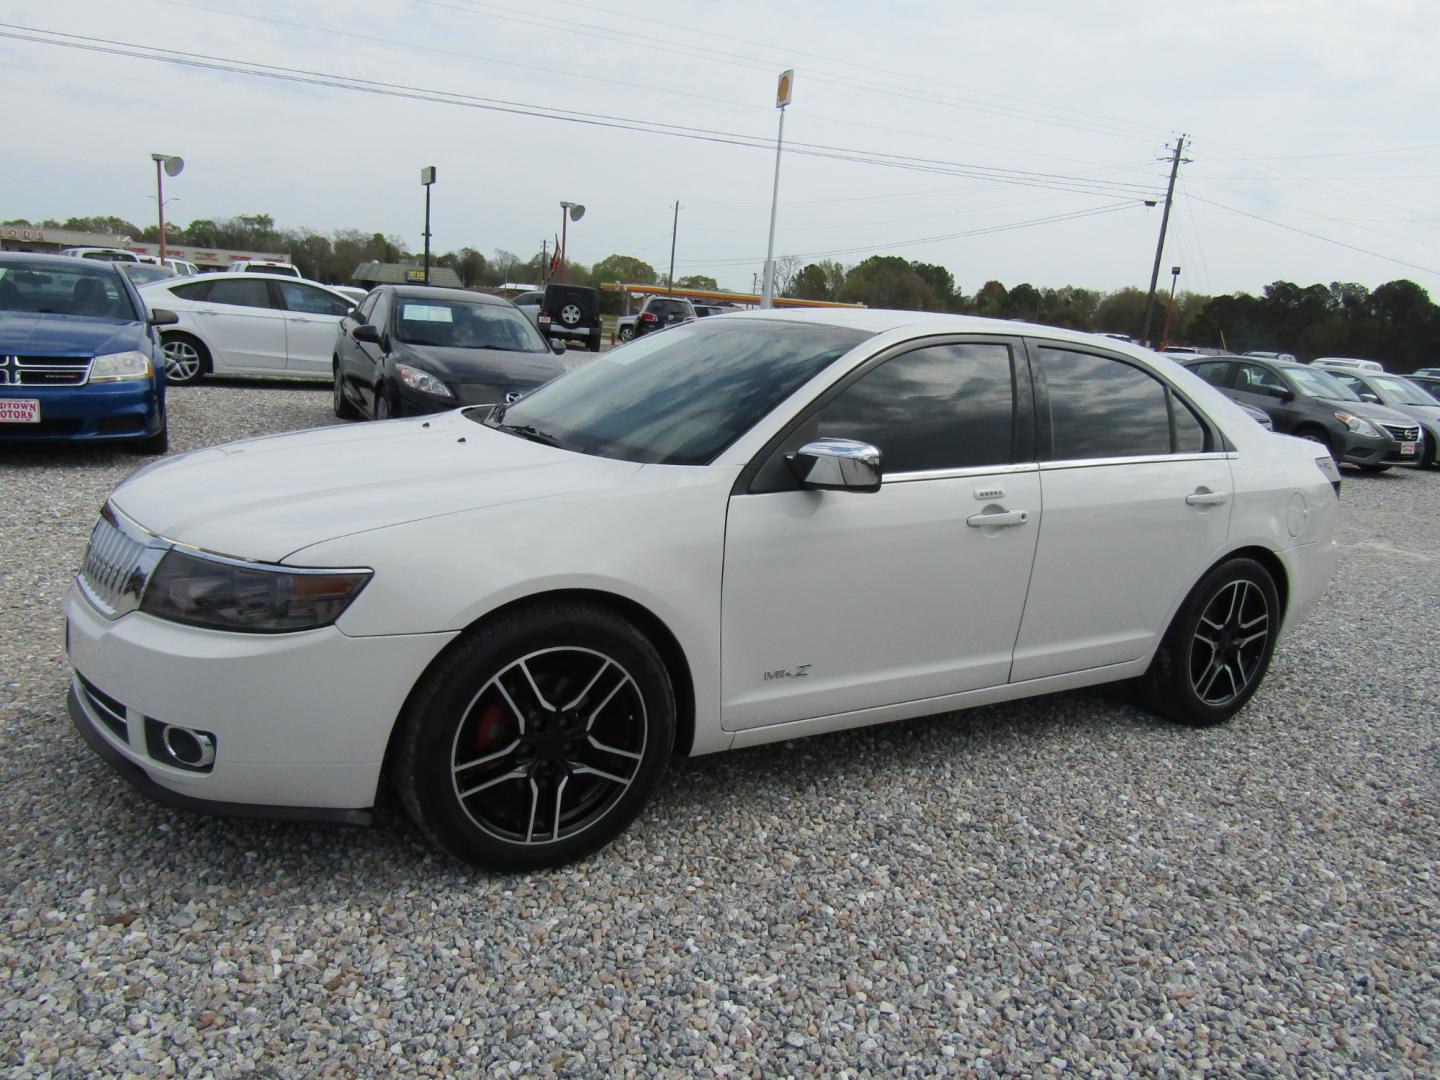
[1139,558,1280,728]
[373,382,394,421]
[160,334,209,385]
[393,603,675,871]
[617,325,634,343]
[333,362,359,420]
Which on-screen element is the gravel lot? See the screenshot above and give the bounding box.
[2,380,1437,1077]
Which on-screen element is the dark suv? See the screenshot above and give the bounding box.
[1183,356,1422,471]
[615,295,697,343]
[530,284,602,352]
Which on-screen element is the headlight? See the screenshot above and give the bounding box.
[139,548,371,633]
[1333,412,1381,437]
[395,363,453,398]
[90,351,152,383]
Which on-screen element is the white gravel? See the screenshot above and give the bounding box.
[2,379,1437,1077]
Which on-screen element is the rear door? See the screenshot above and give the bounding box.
[276,281,353,375]
[1010,341,1232,681]
[189,277,288,371]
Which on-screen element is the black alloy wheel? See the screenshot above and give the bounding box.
[1139,557,1280,727]
[394,602,675,871]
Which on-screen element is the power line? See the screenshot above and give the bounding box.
[1183,192,1440,278]
[0,24,1164,204]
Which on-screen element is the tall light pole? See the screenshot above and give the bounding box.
[420,166,437,285]
[1159,265,1181,351]
[760,68,794,309]
[150,153,184,263]
[558,201,585,283]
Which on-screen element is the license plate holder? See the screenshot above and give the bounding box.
[1401,441,1417,455]
[0,399,40,423]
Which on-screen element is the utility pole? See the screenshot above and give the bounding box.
[667,200,680,295]
[1141,135,1186,347]
[540,239,548,284]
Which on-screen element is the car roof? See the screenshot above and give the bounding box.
[387,285,511,306]
[1,251,125,274]
[722,307,1174,356]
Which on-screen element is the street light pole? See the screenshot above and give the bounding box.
[668,200,680,295]
[420,166,437,285]
[760,69,794,310]
[150,153,183,263]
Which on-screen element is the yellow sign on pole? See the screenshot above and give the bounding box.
[776,69,794,109]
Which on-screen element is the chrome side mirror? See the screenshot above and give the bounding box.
[787,438,882,492]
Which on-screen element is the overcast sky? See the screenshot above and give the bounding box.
[5,0,1439,296]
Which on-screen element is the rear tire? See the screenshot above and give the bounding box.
[1139,557,1280,728]
[589,331,603,352]
[393,602,675,871]
[617,325,634,343]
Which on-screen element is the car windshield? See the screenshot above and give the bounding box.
[394,297,549,353]
[120,264,175,286]
[1369,375,1436,405]
[477,318,871,465]
[1288,367,1359,400]
[0,259,139,321]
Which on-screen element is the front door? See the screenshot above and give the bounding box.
[276,281,352,375]
[721,339,1040,731]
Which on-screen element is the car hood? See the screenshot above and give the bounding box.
[111,410,643,562]
[0,311,146,355]
[399,343,565,386]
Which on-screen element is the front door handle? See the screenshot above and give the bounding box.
[967,508,1029,528]
[1185,488,1229,507]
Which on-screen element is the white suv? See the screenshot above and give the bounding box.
[1313,357,1384,373]
[228,259,301,278]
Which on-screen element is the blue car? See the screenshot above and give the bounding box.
[0,252,173,453]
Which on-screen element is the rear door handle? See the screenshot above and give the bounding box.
[967,509,1029,528]
[1185,489,1229,506]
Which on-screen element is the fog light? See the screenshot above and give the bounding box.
[145,717,216,771]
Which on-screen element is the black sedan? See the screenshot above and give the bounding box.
[333,286,567,420]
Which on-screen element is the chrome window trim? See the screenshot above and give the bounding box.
[885,462,1039,484]
[1039,451,1233,471]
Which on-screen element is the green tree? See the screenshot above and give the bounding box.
[841,256,942,310]
[972,280,1008,317]
[789,263,833,301]
[676,274,718,290]
[590,254,659,286]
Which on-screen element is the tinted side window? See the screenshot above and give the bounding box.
[204,279,273,309]
[1192,361,1232,388]
[815,343,1015,473]
[1235,364,1287,394]
[278,282,350,316]
[171,280,210,301]
[1173,396,1207,453]
[1040,348,1171,459]
[355,292,379,323]
[370,292,392,332]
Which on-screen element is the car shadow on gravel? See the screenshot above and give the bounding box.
[177,376,327,391]
[51,686,1171,885]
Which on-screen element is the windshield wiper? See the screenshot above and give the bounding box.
[497,422,569,449]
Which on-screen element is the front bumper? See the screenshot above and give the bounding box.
[0,381,163,442]
[1334,430,1417,467]
[64,581,457,816]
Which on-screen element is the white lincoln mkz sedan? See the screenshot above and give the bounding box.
[65,310,1340,870]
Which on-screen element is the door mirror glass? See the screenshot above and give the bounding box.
[787,438,882,492]
[352,323,382,344]
[148,308,180,327]
[1360,392,1380,404]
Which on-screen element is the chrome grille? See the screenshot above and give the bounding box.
[1381,423,1421,442]
[0,355,91,386]
[78,508,157,618]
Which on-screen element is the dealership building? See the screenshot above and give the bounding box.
[0,224,288,268]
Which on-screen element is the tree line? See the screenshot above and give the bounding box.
[11,214,1437,370]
